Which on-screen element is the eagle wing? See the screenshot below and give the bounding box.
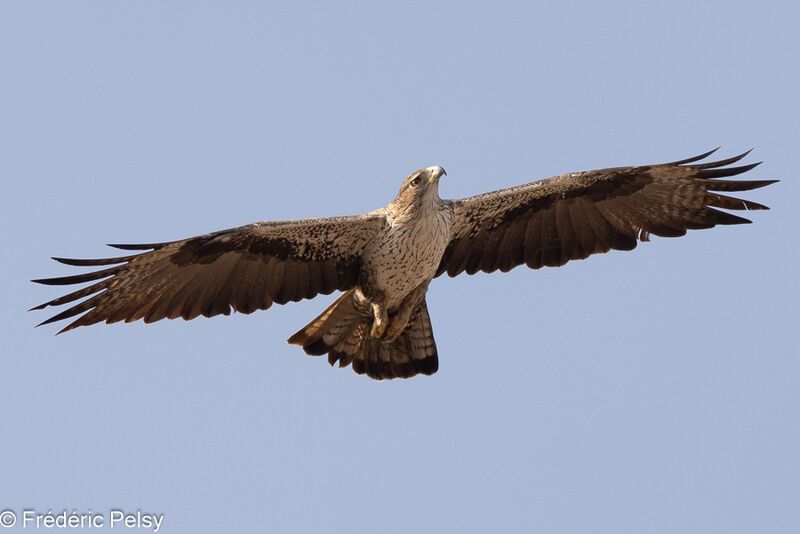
[437,149,777,277]
[33,213,387,333]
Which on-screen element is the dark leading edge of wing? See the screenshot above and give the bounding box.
[436,149,777,277]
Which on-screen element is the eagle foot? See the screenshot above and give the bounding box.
[382,319,406,343]
[370,322,386,339]
[370,301,388,339]
[369,312,389,339]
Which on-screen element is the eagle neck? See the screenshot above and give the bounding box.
[386,193,445,227]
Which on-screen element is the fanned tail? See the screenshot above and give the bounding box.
[288,293,438,380]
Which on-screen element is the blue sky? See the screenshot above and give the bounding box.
[2,2,798,533]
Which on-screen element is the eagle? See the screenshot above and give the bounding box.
[32,149,776,380]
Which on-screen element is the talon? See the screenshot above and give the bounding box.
[384,328,402,343]
[383,320,406,342]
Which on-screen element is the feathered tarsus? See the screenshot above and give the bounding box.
[32,150,776,380]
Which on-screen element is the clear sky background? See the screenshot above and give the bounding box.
[2,2,798,533]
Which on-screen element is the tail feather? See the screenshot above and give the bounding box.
[286,290,361,356]
[288,293,438,380]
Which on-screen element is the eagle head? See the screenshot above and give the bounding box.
[395,165,446,199]
[386,166,447,218]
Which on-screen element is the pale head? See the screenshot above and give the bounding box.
[397,165,446,194]
[389,165,448,216]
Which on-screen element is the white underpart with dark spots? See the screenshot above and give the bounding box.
[361,180,453,310]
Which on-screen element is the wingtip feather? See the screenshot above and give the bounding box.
[107,242,167,251]
[52,256,133,266]
[671,147,720,165]
[699,161,762,178]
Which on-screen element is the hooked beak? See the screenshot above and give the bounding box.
[425,165,447,185]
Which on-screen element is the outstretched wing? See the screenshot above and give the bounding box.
[437,149,777,277]
[33,214,387,333]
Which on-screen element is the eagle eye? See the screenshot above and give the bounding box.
[410,177,422,188]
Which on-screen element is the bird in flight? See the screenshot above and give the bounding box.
[32,149,776,380]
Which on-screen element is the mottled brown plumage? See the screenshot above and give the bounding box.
[32,150,776,380]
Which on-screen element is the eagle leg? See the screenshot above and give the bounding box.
[382,282,430,343]
[370,301,388,339]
